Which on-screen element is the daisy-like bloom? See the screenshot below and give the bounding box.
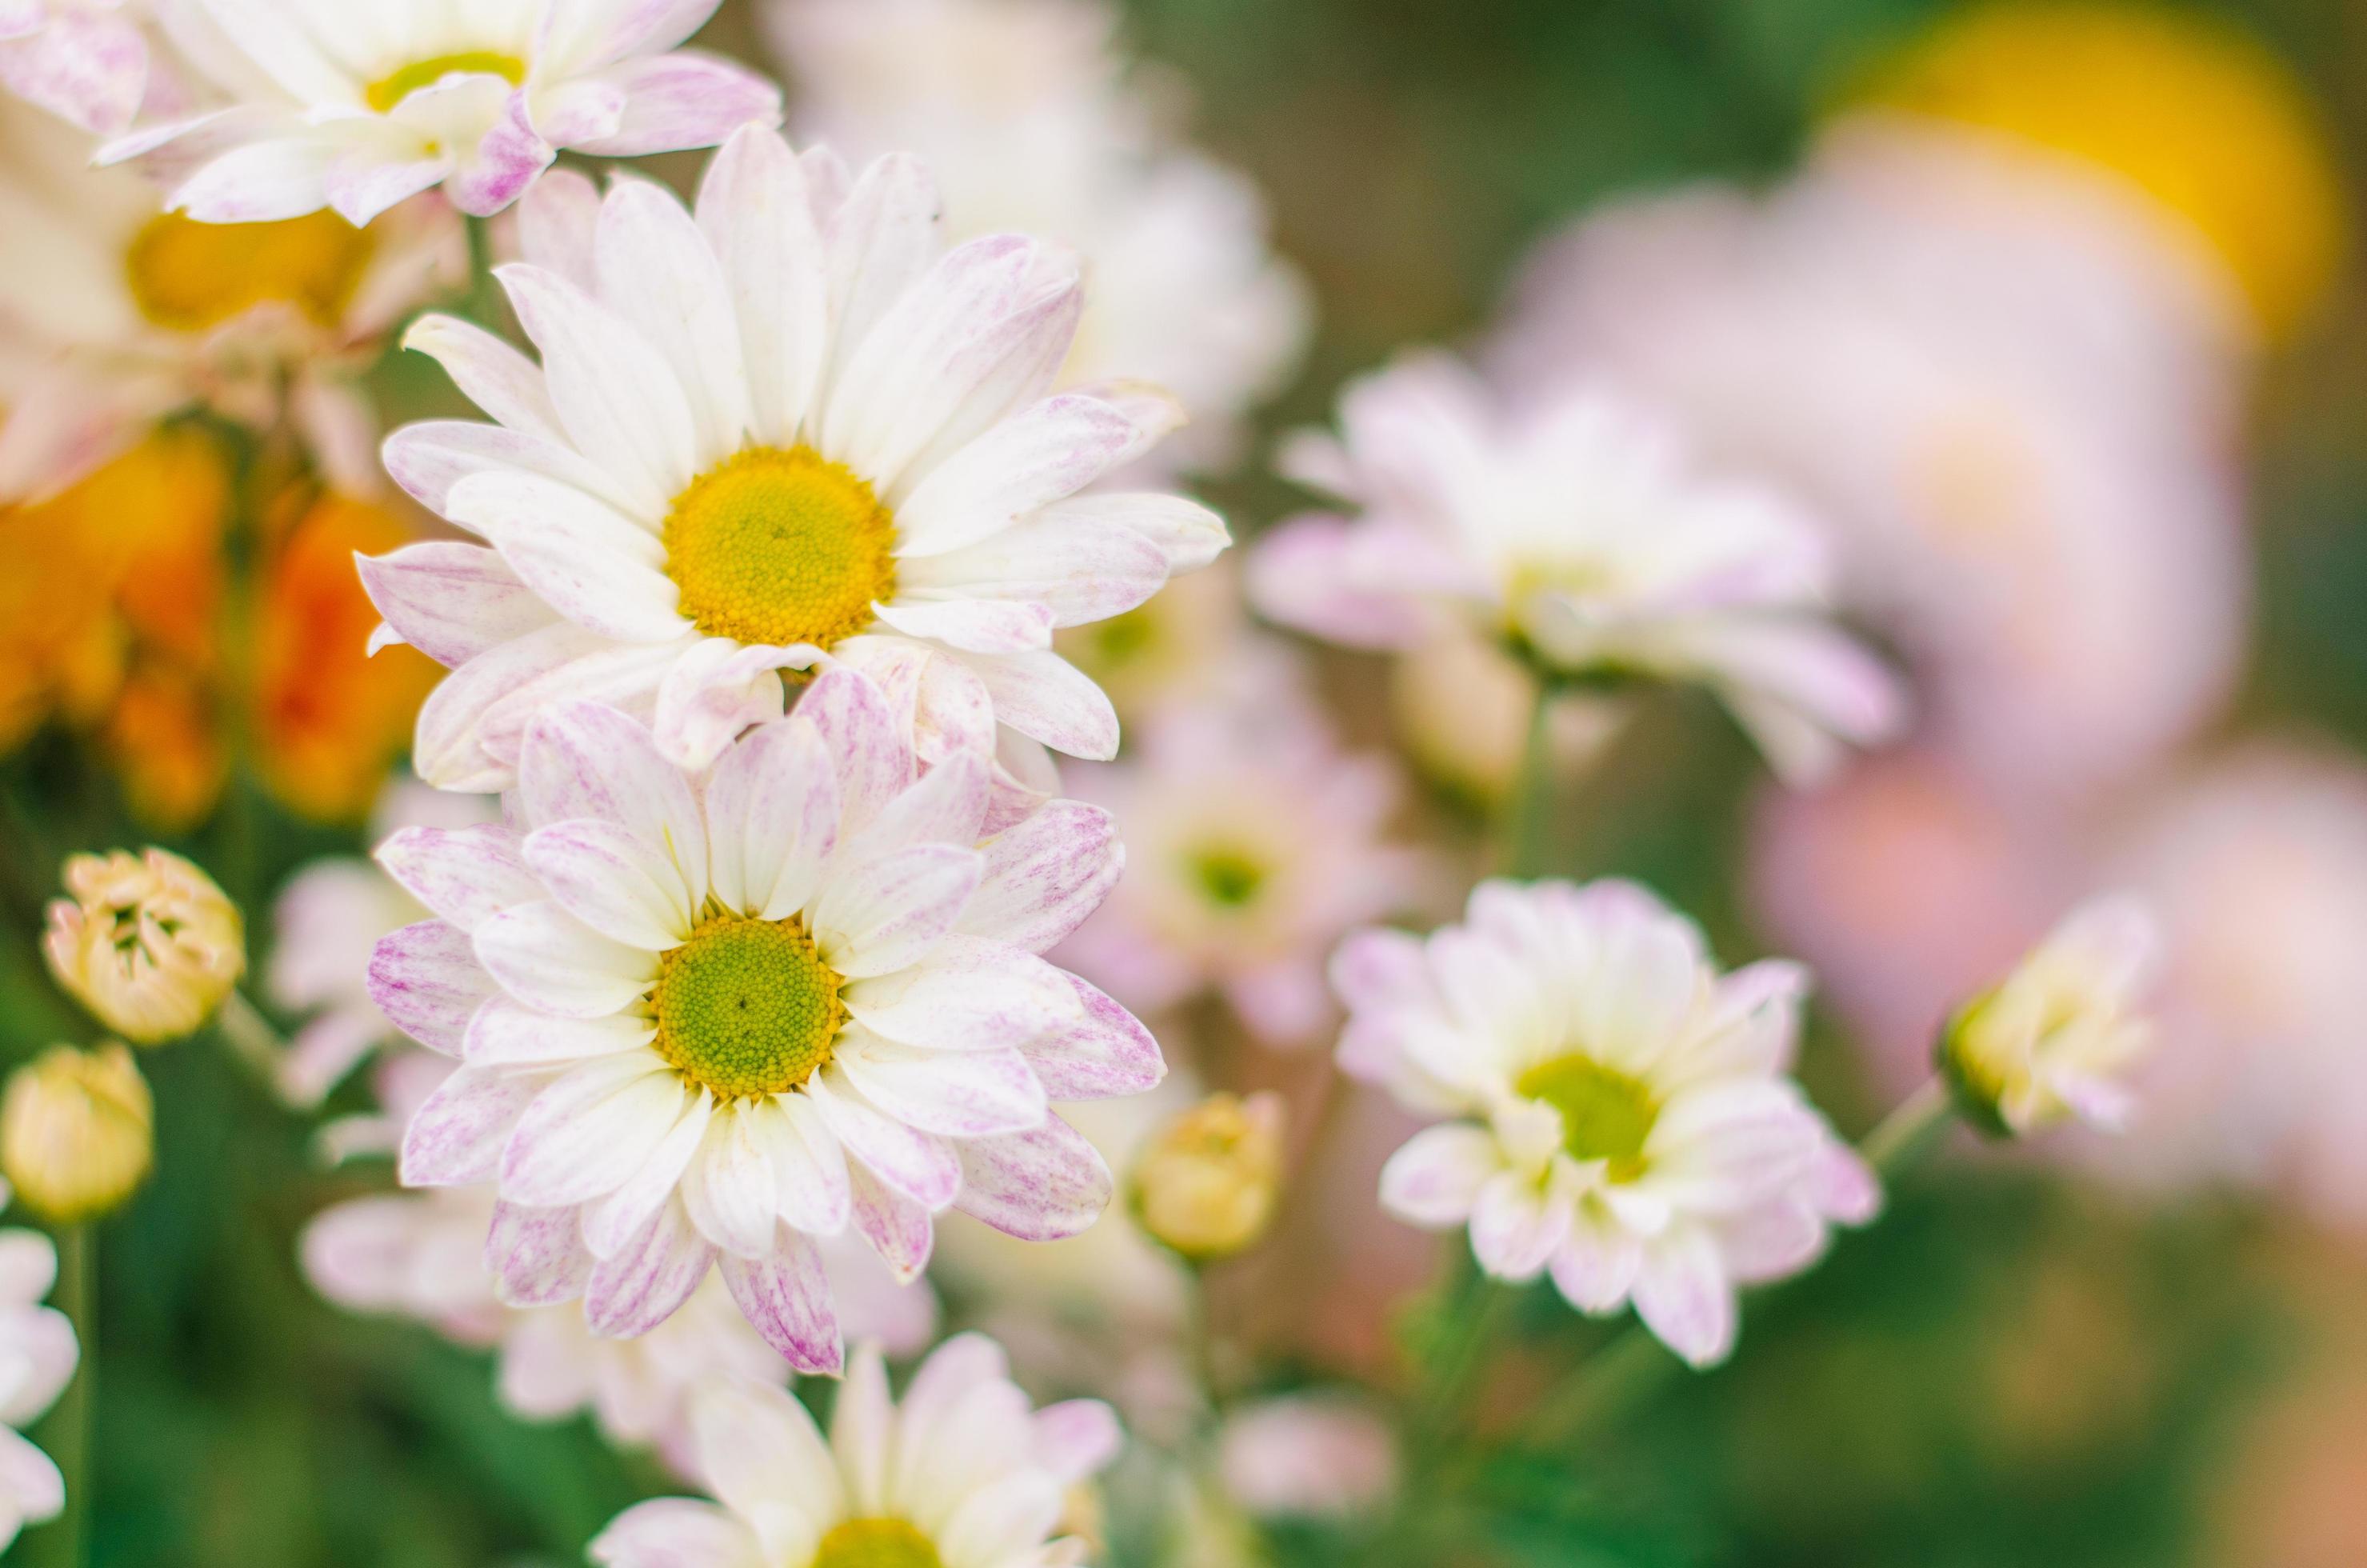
[44,848,245,1044]
[1058,658,1438,1045]
[0,0,147,134]
[363,126,1225,793]
[1250,355,1903,785]
[0,99,464,502]
[1939,895,2158,1138]
[303,1183,935,1478]
[0,1042,153,1224]
[1336,878,1879,1367]
[0,1188,75,1551]
[374,669,1162,1370]
[97,0,778,224]
[765,0,1311,478]
[591,1333,1120,1568]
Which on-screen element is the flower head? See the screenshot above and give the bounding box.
[1128,1090,1285,1262]
[362,126,1225,793]
[44,848,245,1043]
[0,0,148,134]
[97,0,780,224]
[1335,878,1877,1366]
[591,1333,1120,1568]
[0,1042,154,1222]
[0,1204,76,1550]
[373,667,1162,1371]
[1250,357,1901,784]
[1940,895,2158,1137]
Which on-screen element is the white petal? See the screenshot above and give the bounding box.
[401,314,565,443]
[750,1097,851,1237]
[811,844,981,978]
[893,394,1134,558]
[375,824,540,934]
[719,1238,842,1377]
[841,937,1078,1051]
[1631,1228,1738,1369]
[950,1115,1112,1242]
[696,124,830,445]
[449,470,686,644]
[690,1376,842,1534]
[806,1072,959,1210]
[792,665,914,838]
[523,819,697,950]
[834,1040,1046,1138]
[487,1200,596,1306]
[498,1055,686,1206]
[958,800,1121,954]
[703,715,838,920]
[590,1498,762,1568]
[595,176,750,465]
[1378,1123,1501,1228]
[368,920,497,1053]
[584,1195,714,1337]
[495,262,695,515]
[953,649,1118,760]
[680,1106,778,1258]
[516,701,710,901]
[357,540,559,668]
[474,900,658,1018]
[399,1064,542,1186]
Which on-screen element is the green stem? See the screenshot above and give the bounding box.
[1409,1267,1517,1449]
[1504,677,1558,878]
[464,215,502,326]
[34,1226,92,1568]
[214,988,288,1084]
[1515,1076,1963,1451]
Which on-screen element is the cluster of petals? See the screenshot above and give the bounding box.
[1249,354,1902,784]
[0,1192,74,1550]
[0,0,148,135]
[1336,878,1878,1366]
[593,1333,1118,1568]
[302,1182,935,1474]
[369,667,1162,1374]
[360,124,1225,794]
[98,0,780,224]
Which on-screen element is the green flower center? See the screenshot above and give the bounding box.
[649,913,845,1100]
[1189,847,1267,910]
[810,1517,946,1568]
[1516,1053,1660,1182]
[663,445,898,650]
[365,50,527,113]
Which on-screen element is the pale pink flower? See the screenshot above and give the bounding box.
[1497,115,2248,801]
[1250,354,1902,785]
[1217,1393,1397,1520]
[0,0,146,134]
[0,1195,74,1551]
[360,127,1224,792]
[372,668,1162,1373]
[591,1334,1120,1568]
[1336,878,1877,1366]
[1058,657,1439,1046]
[98,0,778,224]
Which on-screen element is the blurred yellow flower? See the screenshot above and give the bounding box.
[1129,1091,1286,1262]
[43,849,246,1046]
[0,1043,154,1224]
[251,494,442,823]
[1856,0,2348,338]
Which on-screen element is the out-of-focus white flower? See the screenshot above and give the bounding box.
[302,1184,936,1477]
[1059,654,1439,1045]
[1941,895,2158,1136]
[0,1197,75,1552]
[765,0,1309,478]
[42,845,243,1044]
[362,128,1225,793]
[267,782,499,1106]
[0,0,147,134]
[98,0,778,223]
[1055,556,1255,730]
[1335,878,1877,1367]
[590,1334,1121,1568]
[1251,355,1902,785]
[374,671,1162,1373]
[0,98,464,500]
[1497,116,2248,802]
[1217,1392,1397,1520]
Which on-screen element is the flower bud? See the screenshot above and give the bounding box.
[1938,895,2159,1138]
[1,1044,155,1223]
[44,848,245,1043]
[1129,1092,1286,1262]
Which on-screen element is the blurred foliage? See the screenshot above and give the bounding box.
[2,0,2365,1563]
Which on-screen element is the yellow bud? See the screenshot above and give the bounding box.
[43,848,245,1045]
[1129,1092,1286,1262]
[1,1044,155,1223]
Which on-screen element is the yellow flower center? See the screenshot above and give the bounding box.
[1517,1054,1660,1182]
[124,211,376,334]
[649,912,846,1100]
[810,1518,945,1568]
[662,446,898,650]
[365,50,527,113]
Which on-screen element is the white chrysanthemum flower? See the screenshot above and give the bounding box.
[371,668,1162,1372]
[0,1196,76,1551]
[360,125,1225,792]
[94,0,778,224]
[765,0,1310,478]
[1334,878,1878,1367]
[0,98,464,499]
[1250,355,1903,784]
[1058,654,1440,1046]
[302,1183,935,1476]
[592,1334,1120,1568]
[0,0,146,134]
[1940,895,2158,1137]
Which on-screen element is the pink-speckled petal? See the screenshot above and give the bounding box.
[487,1199,594,1306]
[719,1234,842,1374]
[368,920,497,1053]
[566,51,780,158]
[843,1161,934,1282]
[959,800,1119,955]
[584,1195,714,1337]
[358,541,558,669]
[806,1072,959,1210]
[950,1114,1111,1242]
[375,823,539,934]
[516,699,709,889]
[399,1064,542,1186]
[651,637,808,771]
[1016,974,1165,1101]
[794,665,915,838]
[834,1041,1046,1139]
